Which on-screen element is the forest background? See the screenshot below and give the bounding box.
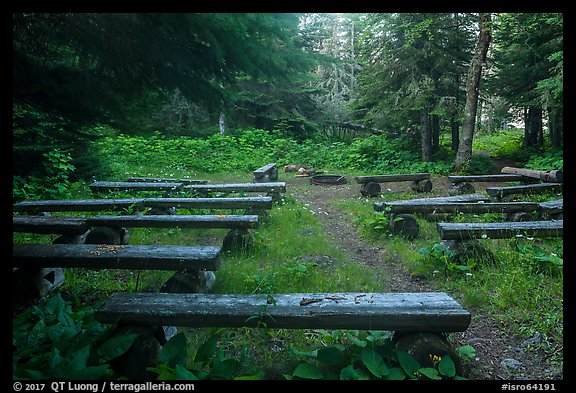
[13,12,563,197]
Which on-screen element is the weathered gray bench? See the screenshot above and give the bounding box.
[253,163,279,183]
[90,181,184,196]
[355,173,432,197]
[13,243,222,272]
[486,183,563,201]
[373,194,490,239]
[436,219,563,241]
[501,167,563,183]
[94,290,471,378]
[126,177,208,185]
[183,182,286,203]
[13,214,259,251]
[12,243,222,306]
[95,291,470,332]
[447,174,529,195]
[14,196,273,216]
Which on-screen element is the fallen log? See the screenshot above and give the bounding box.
[501,167,563,183]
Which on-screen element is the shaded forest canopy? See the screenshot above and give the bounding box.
[13,13,563,180]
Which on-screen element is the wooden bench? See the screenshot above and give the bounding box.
[373,194,490,239]
[94,290,471,378]
[90,181,184,196]
[355,173,432,197]
[13,243,222,272]
[95,291,470,332]
[486,183,563,201]
[13,214,259,251]
[14,197,273,216]
[253,163,278,183]
[447,174,529,195]
[126,177,208,185]
[537,199,563,219]
[436,219,563,240]
[183,182,286,202]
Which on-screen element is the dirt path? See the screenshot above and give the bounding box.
[283,174,562,381]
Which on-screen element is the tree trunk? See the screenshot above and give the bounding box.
[548,106,563,147]
[420,110,432,162]
[454,13,492,171]
[431,114,440,154]
[524,106,543,147]
[219,112,226,136]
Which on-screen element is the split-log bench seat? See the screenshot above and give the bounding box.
[90,181,184,196]
[126,177,209,185]
[253,163,279,183]
[14,196,273,216]
[13,243,222,272]
[354,173,432,197]
[447,174,530,195]
[13,214,259,250]
[485,183,563,201]
[94,291,472,378]
[373,194,490,239]
[436,219,563,241]
[95,291,471,332]
[183,182,286,203]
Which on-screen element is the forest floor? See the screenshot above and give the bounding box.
[281,170,563,381]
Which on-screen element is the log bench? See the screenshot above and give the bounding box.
[126,177,209,185]
[94,291,471,378]
[447,174,529,195]
[12,243,222,307]
[183,182,286,202]
[354,173,432,197]
[90,181,184,196]
[14,196,273,217]
[435,219,563,266]
[253,163,279,183]
[373,194,490,239]
[13,214,259,251]
[436,219,563,241]
[485,183,563,201]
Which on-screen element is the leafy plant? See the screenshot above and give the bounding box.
[283,330,472,380]
[13,293,139,380]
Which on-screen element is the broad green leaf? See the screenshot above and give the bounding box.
[418,367,441,380]
[438,355,456,377]
[28,320,47,349]
[213,356,240,379]
[317,346,343,365]
[160,332,187,367]
[361,349,389,378]
[385,367,407,380]
[340,364,359,380]
[234,374,261,380]
[396,350,421,378]
[95,333,140,363]
[194,335,217,364]
[292,362,324,379]
[456,345,476,359]
[66,345,90,372]
[175,364,198,380]
[67,365,110,380]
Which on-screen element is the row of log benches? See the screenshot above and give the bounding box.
[13,170,475,378]
[14,164,561,378]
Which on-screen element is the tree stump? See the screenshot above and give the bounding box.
[410,179,433,193]
[389,214,420,239]
[505,212,535,222]
[440,239,496,266]
[109,326,162,380]
[222,228,255,252]
[448,182,475,196]
[84,226,123,245]
[360,182,381,197]
[161,270,216,293]
[394,332,464,377]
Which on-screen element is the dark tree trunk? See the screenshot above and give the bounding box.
[454,13,492,171]
[548,107,563,147]
[451,117,460,152]
[431,114,440,154]
[524,106,542,147]
[421,110,432,162]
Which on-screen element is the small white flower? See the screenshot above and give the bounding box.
[481,233,488,239]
